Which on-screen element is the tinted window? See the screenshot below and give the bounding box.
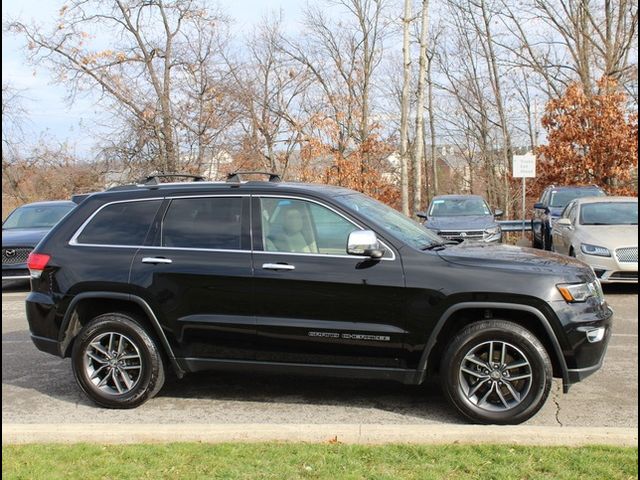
[260,198,358,255]
[428,197,491,216]
[549,188,604,208]
[3,203,75,229]
[579,202,638,225]
[77,200,161,246]
[162,197,244,250]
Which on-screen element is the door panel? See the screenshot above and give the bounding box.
[252,196,407,367]
[129,196,255,360]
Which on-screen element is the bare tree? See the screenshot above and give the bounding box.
[499,0,638,99]
[412,0,430,215]
[10,0,232,173]
[399,0,412,215]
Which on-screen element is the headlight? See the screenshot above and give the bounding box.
[483,225,501,240]
[580,244,611,257]
[557,281,603,303]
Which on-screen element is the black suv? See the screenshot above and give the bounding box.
[532,185,606,250]
[26,173,612,424]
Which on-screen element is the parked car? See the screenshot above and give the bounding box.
[2,200,76,285]
[26,173,612,424]
[419,194,503,243]
[531,185,605,250]
[551,196,638,283]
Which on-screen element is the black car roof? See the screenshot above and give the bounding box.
[78,181,359,203]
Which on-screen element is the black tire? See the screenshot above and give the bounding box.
[531,221,541,249]
[569,247,576,257]
[542,224,553,251]
[441,320,552,425]
[72,312,165,408]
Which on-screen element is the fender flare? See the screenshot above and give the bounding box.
[416,302,569,391]
[59,291,185,378]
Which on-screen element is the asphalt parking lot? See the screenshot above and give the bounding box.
[2,284,637,428]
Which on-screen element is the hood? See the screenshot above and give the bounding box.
[436,242,594,281]
[577,225,638,249]
[425,215,497,231]
[1,228,50,247]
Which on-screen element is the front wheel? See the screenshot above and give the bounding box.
[71,313,165,408]
[441,320,552,424]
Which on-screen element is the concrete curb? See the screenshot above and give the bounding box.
[2,424,637,446]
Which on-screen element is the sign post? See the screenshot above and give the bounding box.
[512,153,536,238]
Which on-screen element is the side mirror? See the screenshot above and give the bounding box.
[533,202,545,210]
[416,211,428,220]
[347,230,385,259]
[556,218,572,227]
[493,209,504,217]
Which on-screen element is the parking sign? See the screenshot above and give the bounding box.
[513,153,536,178]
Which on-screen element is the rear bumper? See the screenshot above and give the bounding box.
[30,334,62,356]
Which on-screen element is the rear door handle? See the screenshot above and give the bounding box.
[142,257,173,264]
[262,263,295,271]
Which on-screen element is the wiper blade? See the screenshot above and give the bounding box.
[421,241,458,251]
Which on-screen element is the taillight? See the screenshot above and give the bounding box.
[27,253,51,278]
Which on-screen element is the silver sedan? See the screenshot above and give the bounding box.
[551,196,638,283]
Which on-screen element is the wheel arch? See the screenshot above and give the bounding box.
[417,302,569,392]
[59,292,185,378]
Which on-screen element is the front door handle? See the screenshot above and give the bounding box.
[262,263,295,271]
[142,257,173,264]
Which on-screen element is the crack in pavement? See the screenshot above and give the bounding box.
[552,382,563,427]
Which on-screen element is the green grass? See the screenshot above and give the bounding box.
[2,443,637,480]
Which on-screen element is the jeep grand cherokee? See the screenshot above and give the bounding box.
[25,173,612,424]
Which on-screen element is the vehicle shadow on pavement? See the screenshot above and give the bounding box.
[158,370,464,423]
[2,328,462,423]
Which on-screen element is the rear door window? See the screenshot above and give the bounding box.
[76,200,162,246]
[161,197,244,250]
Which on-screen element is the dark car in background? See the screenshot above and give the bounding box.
[2,200,76,284]
[420,194,503,243]
[532,185,605,251]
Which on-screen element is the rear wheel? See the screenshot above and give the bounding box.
[72,313,165,408]
[441,320,552,424]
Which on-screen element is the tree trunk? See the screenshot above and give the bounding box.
[399,0,412,216]
[413,0,430,216]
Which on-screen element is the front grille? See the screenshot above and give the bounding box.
[615,247,638,263]
[609,271,638,280]
[438,230,484,240]
[2,247,32,265]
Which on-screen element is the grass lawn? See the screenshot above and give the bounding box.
[2,443,637,480]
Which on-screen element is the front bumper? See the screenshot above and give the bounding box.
[2,264,30,282]
[551,299,614,389]
[576,250,638,283]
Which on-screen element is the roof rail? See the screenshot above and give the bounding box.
[226,171,281,183]
[138,174,207,185]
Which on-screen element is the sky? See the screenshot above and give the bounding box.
[1,0,305,157]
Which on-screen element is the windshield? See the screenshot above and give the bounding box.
[549,188,604,208]
[334,193,442,249]
[428,197,491,217]
[3,203,75,230]
[580,202,638,225]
